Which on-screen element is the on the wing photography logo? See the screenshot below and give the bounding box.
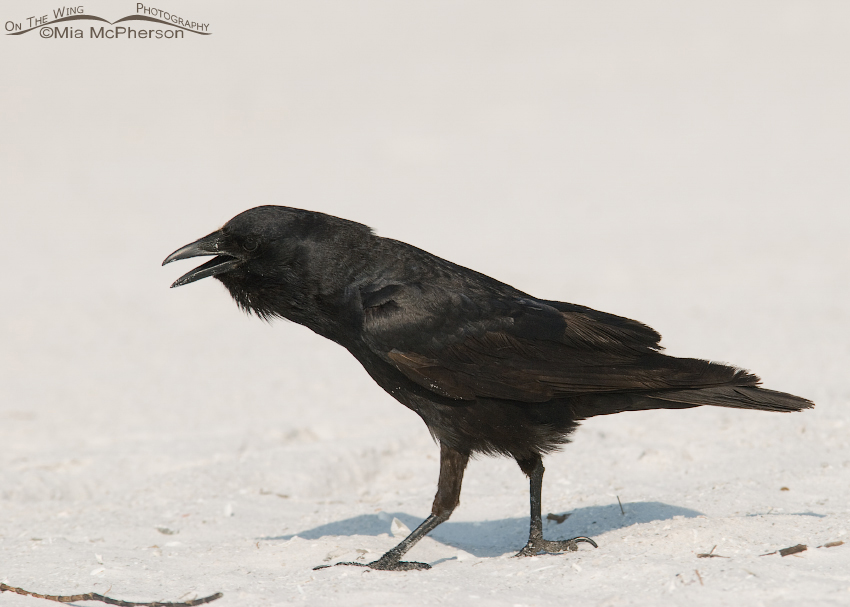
[5,3,210,39]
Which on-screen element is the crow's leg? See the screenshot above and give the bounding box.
[317,442,469,571]
[514,455,597,557]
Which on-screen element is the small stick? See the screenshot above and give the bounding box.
[617,496,625,516]
[694,569,703,586]
[779,544,807,557]
[760,544,808,557]
[0,583,222,606]
[697,545,728,558]
[817,541,844,548]
[546,512,569,524]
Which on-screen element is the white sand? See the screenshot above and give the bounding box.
[2,2,848,605]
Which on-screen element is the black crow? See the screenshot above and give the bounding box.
[163,206,813,571]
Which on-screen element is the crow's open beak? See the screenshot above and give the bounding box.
[163,231,243,288]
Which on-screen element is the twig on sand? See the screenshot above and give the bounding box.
[0,583,222,606]
[760,544,807,557]
[546,512,569,524]
[696,545,728,558]
[817,541,844,549]
[616,496,625,516]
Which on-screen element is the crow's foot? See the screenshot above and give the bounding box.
[514,536,598,557]
[314,557,431,571]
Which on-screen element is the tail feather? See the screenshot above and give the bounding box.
[647,385,814,413]
[568,384,813,420]
[565,357,813,419]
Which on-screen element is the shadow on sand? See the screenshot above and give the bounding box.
[264,501,702,557]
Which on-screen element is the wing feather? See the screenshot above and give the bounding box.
[359,283,753,403]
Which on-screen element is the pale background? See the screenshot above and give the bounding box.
[1,2,848,605]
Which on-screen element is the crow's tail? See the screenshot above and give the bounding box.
[568,374,813,420]
[644,385,814,413]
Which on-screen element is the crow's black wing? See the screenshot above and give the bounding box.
[357,283,754,402]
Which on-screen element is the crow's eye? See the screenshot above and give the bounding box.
[242,237,258,252]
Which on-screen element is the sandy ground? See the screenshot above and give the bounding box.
[2,2,849,605]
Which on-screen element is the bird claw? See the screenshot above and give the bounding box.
[314,558,431,571]
[514,536,598,557]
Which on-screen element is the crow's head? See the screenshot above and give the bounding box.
[163,205,373,320]
[163,206,291,288]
